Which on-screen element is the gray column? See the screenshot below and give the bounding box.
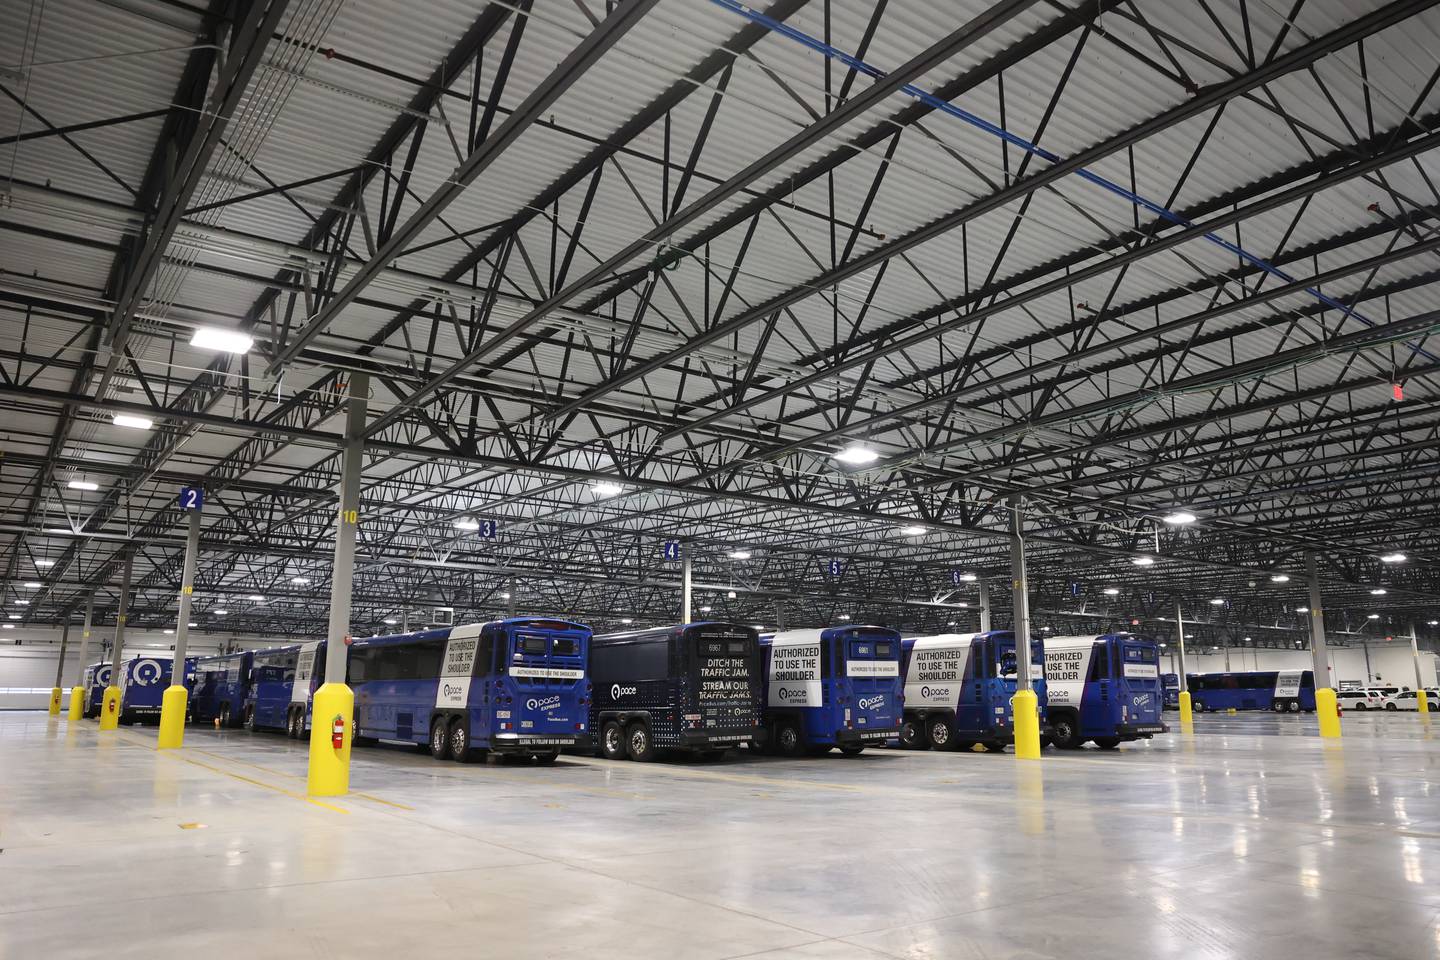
[1305,551,1333,686]
[171,507,202,684]
[72,600,95,686]
[52,620,72,689]
[1409,622,1425,692]
[108,551,135,678]
[1008,493,1033,694]
[978,580,992,633]
[507,577,517,618]
[681,552,692,623]
[323,372,368,686]
[773,600,787,631]
[1174,602,1188,692]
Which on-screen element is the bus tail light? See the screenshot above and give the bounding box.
[575,722,584,731]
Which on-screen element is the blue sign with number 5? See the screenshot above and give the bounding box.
[179,486,203,511]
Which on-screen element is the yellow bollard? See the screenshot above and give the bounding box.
[1418,690,1430,715]
[306,682,354,797]
[48,687,62,716]
[98,685,122,730]
[1179,690,1193,728]
[1011,689,1042,760]
[156,686,188,749]
[67,686,84,721]
[1227,707,1237,715]
[1315,687,1342,739]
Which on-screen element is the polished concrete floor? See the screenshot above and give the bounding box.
[3,710,1438,959]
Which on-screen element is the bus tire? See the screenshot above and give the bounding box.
[1094,737,1121,750]
[533,749,560,764]
[626,722,657,762]
[600,721,626,760]
[1192,701,1205,713]
[449,719,473,762]
[429,718,451,760]
[218,704,231,728]
[1288,701,1301,713]
[773,720,804,758]
[925,717,954,751]
[898,719,925,750]
[1272,701,1286,712]
[1051,715,1082,750]
[243,706,256,732]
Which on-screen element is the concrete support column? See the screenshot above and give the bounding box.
[1175,602,1192,728]
[1008,494,1040,760]
[158,507,202,749]
[1411,623,1430,715]
[99,552,135,730]
[67,600,94,720]
[681,552,693,623]
[507,577,517,618]
[1305,551,1342,738]
[308,372,367,797]
[978,581,991,633]
[48,620,72,715]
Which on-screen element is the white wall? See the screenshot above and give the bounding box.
[0,626,298,709]
[1159,644,1439,689]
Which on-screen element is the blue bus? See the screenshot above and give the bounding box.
[590,622,764,761]
[1187,670,1316,713]
[758,626,903,756]
[899,631,1048,752]
[191,651,253,727]
[117,656,196,724]
[1041,633,1168,749]
[81,662,111,718]
[1162,672,1180,709]
[350,618,592,763]
[242,642,319,736]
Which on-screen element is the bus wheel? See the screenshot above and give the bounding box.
[626,722,657,762]
[839,745,864,756]
[774,721,804,758]
[243,706,257,732]
[429,718,451,760]
[1192,701,1205,713]
[533,750,560,765]
[219,705,231,728]
[925,717,953,751]
[600,721,626,760]
[1288,701,1301,713]
[899,720,925,750]
[1051,716,1082,750]
[449,719,473,762]
[1272,701,1286,713]
[1094,737,1121,750]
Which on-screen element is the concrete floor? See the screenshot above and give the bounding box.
[2,712,1438,959]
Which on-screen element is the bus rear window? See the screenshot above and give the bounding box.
[552,637,578,656]
[874,641,893,658]
[1124,645,1157,663]
[727,640,748,655]
[517,636,547,655]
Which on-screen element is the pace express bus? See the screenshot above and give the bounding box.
[242,642,321,736]
[191,651,253,727]
[116,656,196,724]
[1041,633,1168,749]
[1186,670,1316,713]
[350,618,592,763]
[589,622,763,761]
[82,662,111,718]
[899,631,1047,751]
[758,626,903,756]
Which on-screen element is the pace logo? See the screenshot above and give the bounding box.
[133,659,162,685]
[526,695,562,712]
[1132,694,1151,707]
[857,695,887,710]
[920,685,950,700]
[610,684,637,699]
[442,682,465,699]
[777,685,806,702]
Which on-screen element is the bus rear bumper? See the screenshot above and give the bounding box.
[491,733,591,753]
[1116,722,1169,737]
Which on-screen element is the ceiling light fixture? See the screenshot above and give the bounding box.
[247,595,265,602]
[453,517,480,532]
[1132,556,1155,567]
[291,577,310,585]
[1104,587,1120,596]
[726,590,737,600]
[620,618,633,625]
[1209,598,1225,606]
[1296,606,1310,613]
[213,609,228,616]
[838,614,851,620]
[1380,552,1407,563]
[34,559,54,567]
[1270,574,1290,583]
[1162,511,1197,525]
[728,550,752,560]
[958,572,977,582]
[592,481,624,497]
[1,624,13,630]
[67,479,99,491]
[832,444,879,465]
[23,582,40,589]
[700,605,712,613]
[14,600,28,606]
[900,525,927,537]
[112,414,154,430]
[1367,614,1380,620]
[1370,588,1387,596]
[189,326,254,354]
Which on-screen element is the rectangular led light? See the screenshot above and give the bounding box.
[67,479,99,491]
[112,414,154,430]
[190,326,254,354]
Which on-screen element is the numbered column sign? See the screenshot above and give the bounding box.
[827,559,843,577]
[179,486,204,511]
[950,569,963,585]
[662,541,682,562]
[478,518,497,539]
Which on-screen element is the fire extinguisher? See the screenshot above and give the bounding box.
[331,714,345,750]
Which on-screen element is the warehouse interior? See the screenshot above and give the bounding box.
[3,0,1440,956]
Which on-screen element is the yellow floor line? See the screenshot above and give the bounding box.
[188,747,416,811]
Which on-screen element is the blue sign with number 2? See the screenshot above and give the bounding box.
[179,486,203,511]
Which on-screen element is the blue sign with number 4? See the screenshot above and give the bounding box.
[663,541,682,562]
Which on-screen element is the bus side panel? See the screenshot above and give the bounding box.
[1079,643,1116,736]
